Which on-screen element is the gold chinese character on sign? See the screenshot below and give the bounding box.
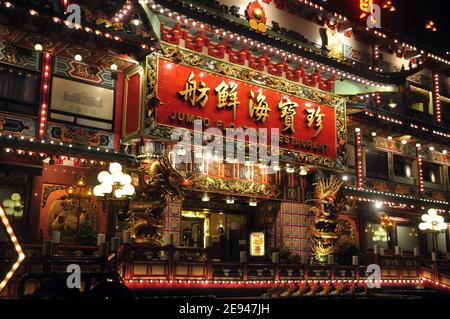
[178,71,210,107]
[305,106,325,137]
[249,90,271,123]
[278,97,298,133]
[215,81,240,120]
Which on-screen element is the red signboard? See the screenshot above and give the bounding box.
[156,59,337,158]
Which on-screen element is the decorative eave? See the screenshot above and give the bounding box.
[0,135,137,165]
[343,186,450,212]
[0,1,156,65]
[148,0,432,86]
[347,105,450,147]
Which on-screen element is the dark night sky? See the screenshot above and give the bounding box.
[319,0,450,53]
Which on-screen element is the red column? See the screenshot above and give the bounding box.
[416,144,424,194]
[433,73,441,125]
[355,128,363,189]
[38,52,52,140]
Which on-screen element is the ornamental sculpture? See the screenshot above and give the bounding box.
[127,154,185,245]
[309,175,344,262]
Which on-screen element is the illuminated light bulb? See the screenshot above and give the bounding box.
[387,136,393,141]
[226,197,235,204]
[97,171,111,183]
[342,175,349,181]
[374,201,383,209]
[249,199,258,207]
[34,43,43,51]
[354,127,361,133]
[109,162,122,174]
[202,194,210,202]
[429,146,435,151]
[443,150,448,155]
[111,63,118,72]
[120,174,132,185]
[371,132,377,137]
[74,54,82,62]
[111,172,124,183]
[286,165,295,173]
[401,140,407,145]
[100,183,113,194]
[85,187,93,196]
[122,184,135,196]
[114,188,124,198]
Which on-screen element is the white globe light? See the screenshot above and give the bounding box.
[421,214,429,222]
[419,223,427,231]
[14,210,24,218]
[101,183,113,194]
[2,199,13,208]
[111,172,124,183]
[120,174,132,185]
[109,162,122,174]
[97,171,110,183]
[11,193,21,201]
[122,184,135,196]
[114,188,124,199]
[428,208,437,216]
[93,185,105,197]
[436,216,444,223]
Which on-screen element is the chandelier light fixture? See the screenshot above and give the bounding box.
[94,162,135,199]
[419,208,448,255]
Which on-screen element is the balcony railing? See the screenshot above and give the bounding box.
[1,243,449,298]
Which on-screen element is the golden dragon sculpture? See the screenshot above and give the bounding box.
[127,155,185,245]
[309,175,344,262]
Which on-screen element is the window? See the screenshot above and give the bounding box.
[365,149,389,180]
[50,77,115,131]
[365,223,389,249]
[410,86,433,114]
[441,97,450,123]
[393,155,414,178]
[396,226,420,251]
[0,64,39,115]
[422,162,442,184]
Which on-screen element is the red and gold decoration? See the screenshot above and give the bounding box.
[425,20,437,32]
[246,1,267,32]
[382,1,396,12]
[380,214,394,228]
[359,0,375,21]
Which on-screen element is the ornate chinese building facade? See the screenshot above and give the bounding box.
[0,0,449,297]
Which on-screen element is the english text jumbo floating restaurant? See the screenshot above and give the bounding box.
[0,0,449,298]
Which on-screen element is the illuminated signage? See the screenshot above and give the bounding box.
[250,232,265,257]
[156,58,341,159]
